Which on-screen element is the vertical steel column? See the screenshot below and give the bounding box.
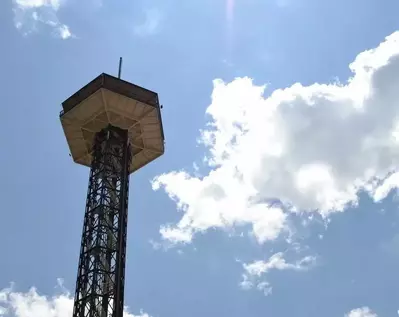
[72,125,131,317]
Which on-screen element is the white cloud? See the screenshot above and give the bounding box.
[152,31,399,245]
[14,0,62,10]
[346,307,378,317]
[0,281,151,317]
[56,24,72,39]
[240,252,316,295]
[373,171,399,201]
[134,8,163,37]
[12,0,73,39]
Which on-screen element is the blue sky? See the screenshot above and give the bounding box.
[1,0,399,317]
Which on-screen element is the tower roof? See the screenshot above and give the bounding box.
[60,73,165,174]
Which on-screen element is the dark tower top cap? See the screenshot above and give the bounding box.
[60,73,165,174]
[61,73,161,114]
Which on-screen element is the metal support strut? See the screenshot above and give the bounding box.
[72,125,131,317]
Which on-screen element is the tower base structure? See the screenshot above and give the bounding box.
[72,125,131,317]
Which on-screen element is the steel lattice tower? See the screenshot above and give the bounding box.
[60,65,164,317]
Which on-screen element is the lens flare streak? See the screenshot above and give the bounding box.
[225,0,235,58]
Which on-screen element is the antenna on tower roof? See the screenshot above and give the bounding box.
[118,57,123,79]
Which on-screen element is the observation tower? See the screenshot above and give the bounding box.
[60,59,165,317]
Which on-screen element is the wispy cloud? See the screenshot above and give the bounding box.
[275,0,290,8]
[239,252,316,295]
[133,8,163,37]
[12,0,73,39]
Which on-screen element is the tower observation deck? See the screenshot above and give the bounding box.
[60,68,165,317]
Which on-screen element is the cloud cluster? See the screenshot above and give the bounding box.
[346,307,378,317]
[0,282,378,317]
[153,31,399,245]
[240,252,316,295]
[12,0,72,39]
[0,281,151,317]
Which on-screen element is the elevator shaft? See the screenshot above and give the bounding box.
[72,125,131,317]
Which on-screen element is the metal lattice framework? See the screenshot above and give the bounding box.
[72,125,131,317]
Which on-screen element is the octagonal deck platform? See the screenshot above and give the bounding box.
[60,73,165,174]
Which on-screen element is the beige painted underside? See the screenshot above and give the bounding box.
[60,88,164,173]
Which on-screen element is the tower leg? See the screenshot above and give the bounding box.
[72,125,131,317]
